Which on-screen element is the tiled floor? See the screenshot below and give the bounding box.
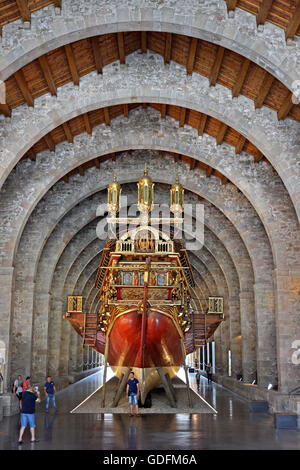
[0,369,299,450]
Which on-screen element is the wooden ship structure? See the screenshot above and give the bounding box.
[65,166,224,407]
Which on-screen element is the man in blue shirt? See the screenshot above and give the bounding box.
[126,371,140,417]
[44,376,57,412]
[18,385,40,444]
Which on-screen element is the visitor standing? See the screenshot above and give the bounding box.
[18,384,40,444]
[44,376,57,412]
[22,376,31,392]
[126,371,140,417]
[205,363,212,384]
[196,370,200,388]
[14,375,23,409]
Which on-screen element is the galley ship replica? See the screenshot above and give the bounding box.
[65,166,224,406]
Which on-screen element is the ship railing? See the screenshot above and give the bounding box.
[116,240,174,253]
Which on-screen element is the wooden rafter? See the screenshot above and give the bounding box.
[14,70,33,107]
[117,32,125,64]
[232,58,250,98]
[277,92,294,120]
[27,149,36,161]
[285,3,300,39]
[104,107,110,126]
[90,37,103,74]
[94,158,100,169]
[226,0,238,11]
[0,104,11,117]
[83,113,92,134]
[198,113,208,136]
[216,123,227,145]
[123,104,128,118]
[235,135,246,154]
[209,46,225,86]
[256,0,274,26]
[16,0,30,22]
[179,107,187,127]
[62,122,73,143]
[44,133,55,152]
[190,159,196,170]
[206,167,213,178]
[161,104,167,119]
[141,31,147,54]
[164,33,172,64]
[186,37,198,75]
[254,73,275,109]
[254,151,264,163]
[38,55,57,96]
[64,44,79,86]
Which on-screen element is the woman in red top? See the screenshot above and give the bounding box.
[22,376,31,392]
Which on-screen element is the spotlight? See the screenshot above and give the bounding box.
[267,383,273,390]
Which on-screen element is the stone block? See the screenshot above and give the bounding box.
[274,412,298,429]
[1,393,19,416]
[250,400,269,412]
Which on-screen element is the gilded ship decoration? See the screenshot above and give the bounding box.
[65,166,224,405]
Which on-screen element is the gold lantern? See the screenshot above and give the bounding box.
[137,164,154,213]
[170,174,184,215]
[107,172,121,215]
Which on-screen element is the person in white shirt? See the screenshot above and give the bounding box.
[14,375,23,409]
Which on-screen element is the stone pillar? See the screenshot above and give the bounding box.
[239,290,256,383]
[229,297,242,379]
[31,291,51,382]
[274,268,300,394]
[0,267,14,391]
[213,327,223,376]
[68,328,78,377]
[254,283,277,388]
[11,280,35,380]
[47,297,64,378]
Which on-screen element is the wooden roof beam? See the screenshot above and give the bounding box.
[94,158,100,169]
[254,151,264,163]
[256,0,273,26]
[64,44,79,86]
[179,107,187,127]
[83,113,92,134]
[16,0,31,22]
[44,134,55,152]
[104,107,110,126]
[0,104,11,117]
[190,159,196,170]
[164,33,172,64]
[90,37,103,74]
[221,174,228,185]
[254,73,275,109]
[123,103,128,118]
[209,46,225,86]
[78,166,85,176]
[285,4,300,39]
[225,0,238,11]
[277,92,294,120]
[117,32,125,64]
[198,113,208,136]
[186,37,198,75]
[54,1,62,7]
[27,149,36,161]
[63,175,69,183]
[141,31,147,54]
[111,152,116,162]
[205,166,213,178]
[62,122,73,143]
[38,55,57,96]
[232,58,250,98]
[235,135,246,154]
[161,103,167,119]
[216,123,228,145]
[14,70,34,107]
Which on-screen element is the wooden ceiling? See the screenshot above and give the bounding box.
[225,0,300,39]
[21,102,268,166]
[0,0,60,33]
[1,31,299,122]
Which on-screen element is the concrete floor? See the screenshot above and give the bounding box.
[0,369,299,450]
